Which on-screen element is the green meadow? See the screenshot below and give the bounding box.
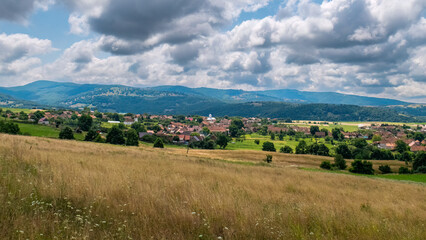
[17,122,85,141]
[302,168,426,184]
[1,107,35,114]
[227,133,335,152]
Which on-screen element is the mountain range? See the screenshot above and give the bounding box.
[0,80,423,121]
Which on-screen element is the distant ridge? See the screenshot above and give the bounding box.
[0,80,420,122]
[151,85,409,106]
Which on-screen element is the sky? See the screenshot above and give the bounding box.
[0,0,425,102]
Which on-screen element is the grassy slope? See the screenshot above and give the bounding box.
[1,134,425,239]
[17,122,85,140]
[302,168,426,184]
[227,134,335,152]
[1,107,35,114]
[375,174,426,183]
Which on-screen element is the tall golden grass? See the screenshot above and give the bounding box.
[0,134,425,239]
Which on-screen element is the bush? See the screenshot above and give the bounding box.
[336,144,352,159]
[295,140,307,154]
[141,134,157,143]
[398,166,411,174]
[279,145,293,153]
[59,127,74,140]
[378,165,392,174]
[106,126,125,145]
[262,141,276,152]
[317,144,329,156]
[349,160,374,175]
[320,161,332,170]
[84,129,99,141]
[216,134,230,149]
[94,134,105,143]
[153,138,164,148]
[414,166,426,174]
[0,120,20,134]
[334,154,347,170]
[126,129,139,146]
[265,155,273,163]
[398,151,413,163]
[413,151,426,173]
[254,139,260,145]
[78,115,93,131]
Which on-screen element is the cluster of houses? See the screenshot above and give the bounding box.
[2,110,85,125]
[370,125,426,152]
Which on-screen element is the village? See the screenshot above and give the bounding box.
[2,107,426,155]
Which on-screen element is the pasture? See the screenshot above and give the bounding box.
[0,134,424,239]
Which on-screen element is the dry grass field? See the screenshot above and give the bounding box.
[0,134,425,239]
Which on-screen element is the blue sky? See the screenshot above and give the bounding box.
[0,0,425,102]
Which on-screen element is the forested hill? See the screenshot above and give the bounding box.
[59,87,415,121]
[194,102,416,122]
[0,80,410,106]
[0,81,419,122]
[0,93,43,109]
[151,86,409,106]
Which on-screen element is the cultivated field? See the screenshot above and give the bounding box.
[0,134,425,239]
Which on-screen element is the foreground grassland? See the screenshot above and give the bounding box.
[0,134,425,239]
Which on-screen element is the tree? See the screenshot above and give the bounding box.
[84,129,99,141]
[270,132,275,140]
[320,161,332,170]
[18,111,28,121]
[202,127,211,135]
[295,140,307,154]
[398,166,411,174]
[153,138,164,148]
[131,122,146,133]
[317,144,329,156]
[229,125,240,138]
[31,110,45,123]
[78,115,93,131]
[278,134,284,141]
[413,151,426,173]
[336,144,352,159]
[334,154,346,170]
[413,132,425,142]
[231,119,244,129]
[332,128,344,141]
[395,140,409,153]
[280,145,293,154]
[371,147,394,160]
[0,121,20,134]
[106,126,125,145]
[398,151,412,163]
[307,142,320,155]
[353,138,368,149]
[262,141,276,152]
[59,127,74,140]
[265,155,273,163]
[378,165,392,174]
[254,139,260,145]
[349,160,374,175]
[320,128,329,136]
[126,129,139,146]
[216,134,230,149]
[372,135,382,142]
[310,126,320,135]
